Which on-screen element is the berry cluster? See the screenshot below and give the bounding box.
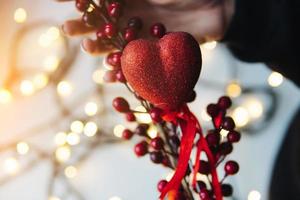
[72,1,240,200]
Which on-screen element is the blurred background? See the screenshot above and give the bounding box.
[0,0,299,200]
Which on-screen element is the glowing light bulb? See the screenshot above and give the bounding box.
[20,80,35,96]
[92,69,105,84]
[83,121,98,137]
[43,56,60,72]
[109,197,122,200]
[232,107,250,127]
[4,157,20,175]
[54,132,67,146]
[201,110,211,121]
[268,71,283,87]
[135,106,152,124]
[64,165,78,178]
[147,125,158,139]
[84,102,98,116]
[244,98,264,119]
[248,190,261,200]
[16,142,30,155]
[57,81,73,97]
[202,41,217,50]
[14,8,27,23]
[113,124,125,138]
[0,89,12,104]
[66,132,80,146]
[226,81,242,98]
[46,27,60,41]
[55,146,71,162]
[33,73,48,89]
[70,120,84,133]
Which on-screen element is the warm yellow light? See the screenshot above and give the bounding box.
[54,132,67,146]
[201,110,211,121]
[55,146,71,162]
[84,102,98,116]
[226,82,242,98]
[83,121,98,137]
[147,125,158,139]
[47,27,60,41]
[109,197,122,200]
[4,157,20,175]
[20,80,35,96]
[268,71,283,87]
[38,27,60,47]
[64,165,78,178]
[114,124,125,138]
[232,107,250,127]
[135,106,151,124]
[16,142,30,155]
[48,196,60,200]
[57,81,73,97]
[43,56,60,72]
[0,89,12,104]
[14,8,27,23]
[92,69,105,84]
[202,41,217,50]
[66,132,80,146]
[244,98,264,119]
[248,190,261,200]
[70,120,84,133]
[33,73,48,89]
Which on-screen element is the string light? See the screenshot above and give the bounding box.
[43,55,60,72]
[248,190,261,200]
[55,146,71,162]
[14,8,27,23]
[226,81,242,98]
[38,27,61,48]
[134,106,152,124]
[201,110,211,121]
[70,120,84,133]
[92,69,105,84]
[244,98,264,119]
[84,101,98,116]
[64,165,78,178]
[16,142,30,155]
[57,81,73,97]
[3,157,20,175]
[83,121,98,137]
[147,125,158,139]
[46,27,60,41]
[0,89,12,104]
[20,80,35,96]
[33,73,49,89]
[109,196,122,200]
[113,124,125,138]
[232,107,250,128]
[268,71,283,87]
[54,132,67,146]
[66,132,80,146]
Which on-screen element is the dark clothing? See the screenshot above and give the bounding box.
[222,1,300,199]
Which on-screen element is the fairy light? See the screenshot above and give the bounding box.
[92,68,105,84]
[16,142,30,155]
[113,124,125,138]
[3,157,20,175]
[66,132,80,146]
[0,89,12,104]
[226,81,242,98]
[202,41,217,50]
[57,81,73,97]
[84,101,98,116]
[43,56,60,72]
[248,190,261,200]
[70,120,84,133]
[54,132,67,146]
[33,73,49,89]
[83,121,98,137]
[20,80,35,96]
[268,71,283,87]
[46,27,60,41]
[109,196,122,200]
[135,106,152,124]
[64,165,78,178]
[39,27,61,47]
[201,110,211,121]
[14,8,27,23]
[244,98,264,119]
[55,146,71,162]
[147,125,158,139]
[232,107,250,128]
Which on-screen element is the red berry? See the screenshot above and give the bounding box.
[135,124,149,136]
[186,90,196,102]
[227,130,241,143]
[128,17,143,30]
[218,96,232,110]
[106,52,122,69]
[123,27,137,42]
[206,104,219,117]
[149,107,162,123]
[150,137,164,150]
[197,181,207,190]
[103,23,117,38]
[112,97,130,113]
[150,23,166,38]
[116,70,126,82]
[222,117,235,131]
[107,2,122,18]
[82,11,99,27]
[162,156,171,167]
[96,28,107,39]
[125,112,136,122]
[157,180,168,192]
[224,160,239,175]
[103,70,117,82]
[198,160,211,175]
[134,141,148,156]
[221,184,233,196]
[206,131,220,146]
[169,135,180,148]
[150,151,164,164]
[199,189,210,200]
[75,0,89,12]
[219,142,233,155]
[122,129,133,140]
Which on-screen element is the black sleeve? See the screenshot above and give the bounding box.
[222,0,300,87]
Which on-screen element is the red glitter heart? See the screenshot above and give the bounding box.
[121,32,202,110]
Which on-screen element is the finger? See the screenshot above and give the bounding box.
[82,38,113,55]
[62,19,97,36]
